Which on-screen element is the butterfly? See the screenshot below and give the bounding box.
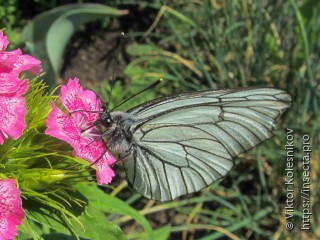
[99,87,291,202]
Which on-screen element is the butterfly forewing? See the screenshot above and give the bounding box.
[121,88,291,201]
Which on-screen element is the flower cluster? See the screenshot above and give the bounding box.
[0,30,117,239]
[45,78,117,185]
[0,31,41,239]
[0,31,42,145]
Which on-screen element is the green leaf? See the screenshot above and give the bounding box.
[126,44,156,56]
[128,224,171,240]
[124,64,146,76]
[23,204,81,238]
[22,196,126,239]
[75,182,155,239]
[153,225,171,240]
[72,205,126,240]
[20,3,128,89]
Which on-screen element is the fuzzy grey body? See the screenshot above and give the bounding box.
[100,111,137,155]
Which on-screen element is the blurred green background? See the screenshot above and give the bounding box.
[1,0,319,239]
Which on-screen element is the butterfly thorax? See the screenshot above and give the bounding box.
[100,111,137,155]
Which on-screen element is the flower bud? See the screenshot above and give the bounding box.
[18,168,77,190]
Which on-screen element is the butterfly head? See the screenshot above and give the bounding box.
[100,111,114,128]
[99,111,137,154]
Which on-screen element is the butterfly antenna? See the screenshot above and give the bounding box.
[110,78,162,111]
[107,32,125,110]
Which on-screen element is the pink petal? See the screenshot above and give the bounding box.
[0,73,28,96]
[76,139,117,184]
[95,157,116,185]
[0,131,7,145]
[14,54,42,75]
[0,50,42,75]
[45,102,81,148]
[0,50,22,74]
[0,31,9,51]
[0,95,27,144]
[0,179,25,240]
[14,79,28,96]
[0,30,42,75]
[60,78,102,123]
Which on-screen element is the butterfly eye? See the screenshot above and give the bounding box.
[106,118,113,126]
[101,113,113,128]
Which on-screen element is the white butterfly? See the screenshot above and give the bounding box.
[100,87,291,202]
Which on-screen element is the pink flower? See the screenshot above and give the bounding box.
[45,78,117,184]
[0,32,42,75]
[0,31,42,145]
[0,179,25,240]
